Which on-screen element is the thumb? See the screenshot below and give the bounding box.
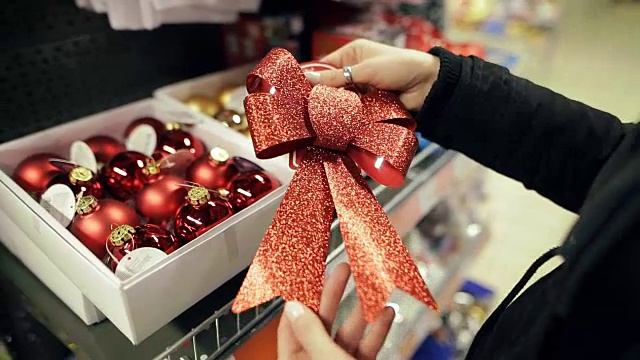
[283,301,351,359]
[305,60,377,88]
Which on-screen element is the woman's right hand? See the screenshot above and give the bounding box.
[305,39,441,111]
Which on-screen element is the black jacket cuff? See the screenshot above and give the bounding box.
[416,47,463,135]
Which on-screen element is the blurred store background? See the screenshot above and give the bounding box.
[1,0,639,359]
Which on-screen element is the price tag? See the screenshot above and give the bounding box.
[40,184,76,227]
[115,247,167,280]
[70,141,98,173]
[126,124,157,156]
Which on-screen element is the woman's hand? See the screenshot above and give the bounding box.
[305,39,441,111]
[278,263,396,360]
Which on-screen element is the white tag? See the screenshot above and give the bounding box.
[40,185,76,227]
[126,124,157,156]
[70,141,98,173]
[225,86,249,114]
[115,247,168,280]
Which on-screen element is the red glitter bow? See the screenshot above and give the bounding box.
[232,48,437,321]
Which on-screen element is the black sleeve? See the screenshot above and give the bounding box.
[417,47,630,213]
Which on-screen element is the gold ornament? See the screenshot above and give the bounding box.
[184,95,220,116]
[214,109,249,132]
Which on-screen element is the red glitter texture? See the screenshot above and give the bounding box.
[232,48,436,322]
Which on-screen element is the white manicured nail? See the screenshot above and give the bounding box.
[305,71,321,84]
[284,301,305,320]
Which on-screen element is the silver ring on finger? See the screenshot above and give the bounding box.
[343,66,354,86]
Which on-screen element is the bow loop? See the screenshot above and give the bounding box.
[245,94,314,159]
[348,123,417,188]
[244,48,315,159]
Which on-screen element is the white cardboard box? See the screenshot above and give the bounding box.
[0,207,105,324]
[154,63,255,136]
[0,98,293,344]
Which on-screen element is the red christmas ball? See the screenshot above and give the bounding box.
[155,123,206,160]
[186,147,261,190]
[84,135,126,165]
[47,166,104,198]
[124,117,165,137]
[13,153,64,197]
[69,196,140,259]
[106,224,180,272]
[174,186,234,244]
[101,151,152,201]
[227,170,281,211]
[135,170,187,225]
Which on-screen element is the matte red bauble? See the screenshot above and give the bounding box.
[13,153,64,197]
[106,224,180,272]
[84,135,126,165]
[227,170,281,211]
[69,196,140,259]
[155,123,206,160]
[124,117,165,137]
[134,163,187,224]
[47,166,104,198]
[101,151,151,201]
[186,147,261,190]
[174,186,234,243]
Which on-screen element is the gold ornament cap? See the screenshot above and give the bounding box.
[76,195,99,215]
[165,122,182,131]
[109,224,136,246]
[143,159,161,176]
[69,166,93,184]
[188,186,211,206]
[209,147,229,164]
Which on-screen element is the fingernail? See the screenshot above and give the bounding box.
[284,301,305,320]
[304,71,321,84]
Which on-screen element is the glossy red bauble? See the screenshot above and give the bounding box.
[13,153,64,197]
[47,166,104,198]
[155,123,206,160]
[135,173,187,225]
[101,151,151,201]
[84,135,126,165]
[69,196,140,259]
[228,170,280,211]
[106,224,180,271]
[124,117,165,137]
[174,187,234,243]
[186,148,261,190]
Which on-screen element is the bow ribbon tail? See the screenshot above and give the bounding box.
[232,148,334,314]
[324,155,439,322]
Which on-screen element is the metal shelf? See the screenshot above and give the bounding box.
[0,146,483,360]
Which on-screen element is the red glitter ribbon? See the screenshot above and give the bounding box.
[232,48,438,321]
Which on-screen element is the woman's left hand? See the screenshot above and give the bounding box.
[277,263,396,360]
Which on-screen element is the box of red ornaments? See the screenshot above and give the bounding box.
[0,98,293,344]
